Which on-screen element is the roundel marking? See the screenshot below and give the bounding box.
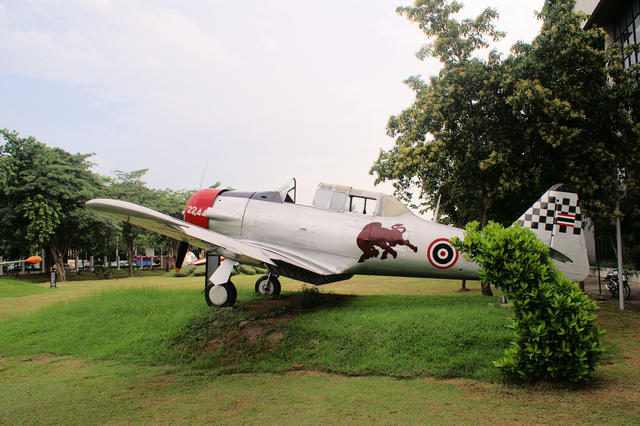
[427,238,459,269]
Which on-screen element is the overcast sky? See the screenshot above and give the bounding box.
[0,0,545,204]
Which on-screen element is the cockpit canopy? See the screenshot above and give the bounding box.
[312,183,410,217]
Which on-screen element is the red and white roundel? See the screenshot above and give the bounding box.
[427,238,459,269]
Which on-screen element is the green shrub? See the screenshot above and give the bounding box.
[453,222,604,383]
[630,246,640,270]
[93,265,112,279]
[174,264,196,277]
[238,265,256,275]
[299,285,324,308]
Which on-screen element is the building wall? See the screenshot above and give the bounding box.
[575,0,600,15]
[575,0,615,46]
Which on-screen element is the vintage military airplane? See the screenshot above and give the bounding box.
[86,180,589,307]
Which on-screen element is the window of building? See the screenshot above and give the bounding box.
[613,0,640,68]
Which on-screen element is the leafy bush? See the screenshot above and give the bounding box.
[174,264,196,277]
[238,265,256,275]
[93,264,112,279]
[193,265,206,277]
[630,246,640,270]
[299,286,324,308]
[453,222,604,383]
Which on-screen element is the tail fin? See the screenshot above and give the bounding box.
[516,184,589,282]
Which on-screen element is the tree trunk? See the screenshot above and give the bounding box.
[49,242,67,282]
[481,193,496,229]
[127,244,134,277]
[479,189,495,296]
[123,223,136,278]
[481,281,493,296]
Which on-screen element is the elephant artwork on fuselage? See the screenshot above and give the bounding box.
[356,222,418,263]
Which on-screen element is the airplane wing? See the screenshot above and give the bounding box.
[86,199,275,267]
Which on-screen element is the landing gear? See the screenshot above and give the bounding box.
[255,275,281,297]
[205,281,237,307]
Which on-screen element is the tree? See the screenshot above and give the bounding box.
[102,170,194,276]
[0,129,101,280]
[508,0,640,220]
[102,169,156,277]
[372,1,533,232]
[138,187,194,263]
[372,0,640,262]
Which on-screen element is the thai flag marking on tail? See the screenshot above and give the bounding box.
[556,213,576,227]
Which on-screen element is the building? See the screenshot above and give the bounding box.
[575,0,640,67]
[574,0,638,268]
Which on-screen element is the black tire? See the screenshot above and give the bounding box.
[254,275,281,297]
[205,281,237,307]
[623,283,631,300]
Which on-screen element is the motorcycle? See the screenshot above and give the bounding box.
[603,270,631,300]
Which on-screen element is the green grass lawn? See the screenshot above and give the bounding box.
[1,274,639,424]
[0,278,48,298]
[0,280,511,381]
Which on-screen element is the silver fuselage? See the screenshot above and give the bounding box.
[205,194,480,281]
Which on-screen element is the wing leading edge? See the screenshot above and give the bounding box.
[86,199,275,267]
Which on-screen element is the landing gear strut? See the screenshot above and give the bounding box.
[255,274,281,297]
[204,256,237,307]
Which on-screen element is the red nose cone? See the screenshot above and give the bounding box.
[25,255,42,264]
[184,188,225,228]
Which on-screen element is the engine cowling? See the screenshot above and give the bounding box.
[183,188,226,228]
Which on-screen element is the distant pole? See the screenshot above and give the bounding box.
[0,257,3,276]
[199,161,209,190]
[41,249,46,273]
[616,199,624,311]
[433,194,441,223]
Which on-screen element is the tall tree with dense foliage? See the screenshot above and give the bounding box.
[372,0,640,229]
[103,169,156,277]
[0,129,101,280]
[102,170,194,276]
[509,0,640,219]
[371,0,527,229]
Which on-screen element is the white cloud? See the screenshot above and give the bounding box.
[0,0,546,203]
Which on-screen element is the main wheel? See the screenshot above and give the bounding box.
[254,275,281,297]
[205,281,237,307]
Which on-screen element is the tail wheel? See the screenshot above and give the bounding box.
[205,281,237,307]
[255,275,281,297]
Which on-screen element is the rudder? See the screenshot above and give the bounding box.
[516,184,589,282]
